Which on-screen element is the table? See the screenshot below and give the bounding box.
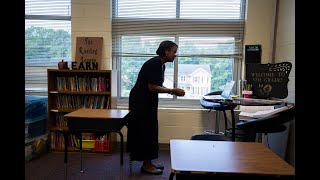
[201,95,286,142]
[169,139,295,180]
[63,108,129,179]
[200,97,237,141]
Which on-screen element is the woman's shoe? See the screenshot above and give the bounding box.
[152,164,164,170]
[141,166,163,175]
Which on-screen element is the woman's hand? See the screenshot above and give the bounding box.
[172,88,185,96]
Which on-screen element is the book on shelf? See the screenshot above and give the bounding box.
[239,105,293,120]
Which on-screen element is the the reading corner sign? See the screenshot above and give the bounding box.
[74,37,103,70]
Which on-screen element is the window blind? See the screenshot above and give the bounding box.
[112,0,246,99]
[25,0,71,96]
[112,0,246,58]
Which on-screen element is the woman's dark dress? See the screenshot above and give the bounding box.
[127,56,165,161]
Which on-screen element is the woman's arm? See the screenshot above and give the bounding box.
[148,84,185,96]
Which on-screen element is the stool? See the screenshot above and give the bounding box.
[200,93,237,140]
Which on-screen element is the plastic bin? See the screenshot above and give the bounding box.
[25,118,48,139]
[77,140,95,149]
[25,96,48,123]
[95,140,111,152]
[25,138,49,162]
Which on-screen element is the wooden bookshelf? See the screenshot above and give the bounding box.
[47,69,112,152]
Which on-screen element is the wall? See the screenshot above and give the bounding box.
[244,0,295,166]
[118,108,238,144]
[274,0,295,103]
[273,0,295,166]
[71,0,295,166]
[244,0,295,103]
[71,0,112,70]
[244,0,277,64]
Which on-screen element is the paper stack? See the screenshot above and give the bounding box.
[239,105,274,120]
[239,105,293,120]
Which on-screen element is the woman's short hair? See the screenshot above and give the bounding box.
[156,40,178,57]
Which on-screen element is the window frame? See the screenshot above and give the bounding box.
[25,0,71,96]
[112,0,245,108]
[113,37,242,109]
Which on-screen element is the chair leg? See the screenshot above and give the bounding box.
[215,110,220,134]
[169,172,175,180]
[222,110,228,135]
[129,152,132,174]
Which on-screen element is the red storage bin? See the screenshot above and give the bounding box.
[94,140,111,152]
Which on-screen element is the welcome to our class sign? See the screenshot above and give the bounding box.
[73,37,103,70]
[246,62,292,99]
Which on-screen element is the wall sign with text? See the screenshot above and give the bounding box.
[246,62,292,99]
[74,37,103,70]
[245,44,261,64]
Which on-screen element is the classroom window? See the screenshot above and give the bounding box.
[25,0,71,96]
[112,0,246,103]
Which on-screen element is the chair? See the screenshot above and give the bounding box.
[190,133,232,141]
[197,91,237,141]
[236,104,295,142]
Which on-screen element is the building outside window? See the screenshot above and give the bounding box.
[181,76,185,82]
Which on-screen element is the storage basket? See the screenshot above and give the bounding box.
[77,140,95,149]
[94,139,111,152]
[25,118,47,139]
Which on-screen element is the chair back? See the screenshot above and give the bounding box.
[190,133,232,141]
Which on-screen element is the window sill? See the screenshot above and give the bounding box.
[115,98,221,111]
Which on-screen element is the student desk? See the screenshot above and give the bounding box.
[169,139,295,180]
[63,109,129,179]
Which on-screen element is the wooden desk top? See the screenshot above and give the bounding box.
[170,139,295,176]
[64,109,130,119]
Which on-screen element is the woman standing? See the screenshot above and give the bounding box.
[127,40,185,175]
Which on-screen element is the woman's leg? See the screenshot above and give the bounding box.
[141,160,163,174]
[143,160,165,170]
[143,160,154,170]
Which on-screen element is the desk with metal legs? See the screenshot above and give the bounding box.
[169,139,295,180]
[63,109,129,180]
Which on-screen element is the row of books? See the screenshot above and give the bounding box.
[49,132,96,149]
[55,113,67,127]
[55,76,110,92]
[54,95,110,109]
[50,131,78,149]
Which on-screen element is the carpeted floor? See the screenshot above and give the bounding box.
[25,147,172,180]
[25,144,293,180]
